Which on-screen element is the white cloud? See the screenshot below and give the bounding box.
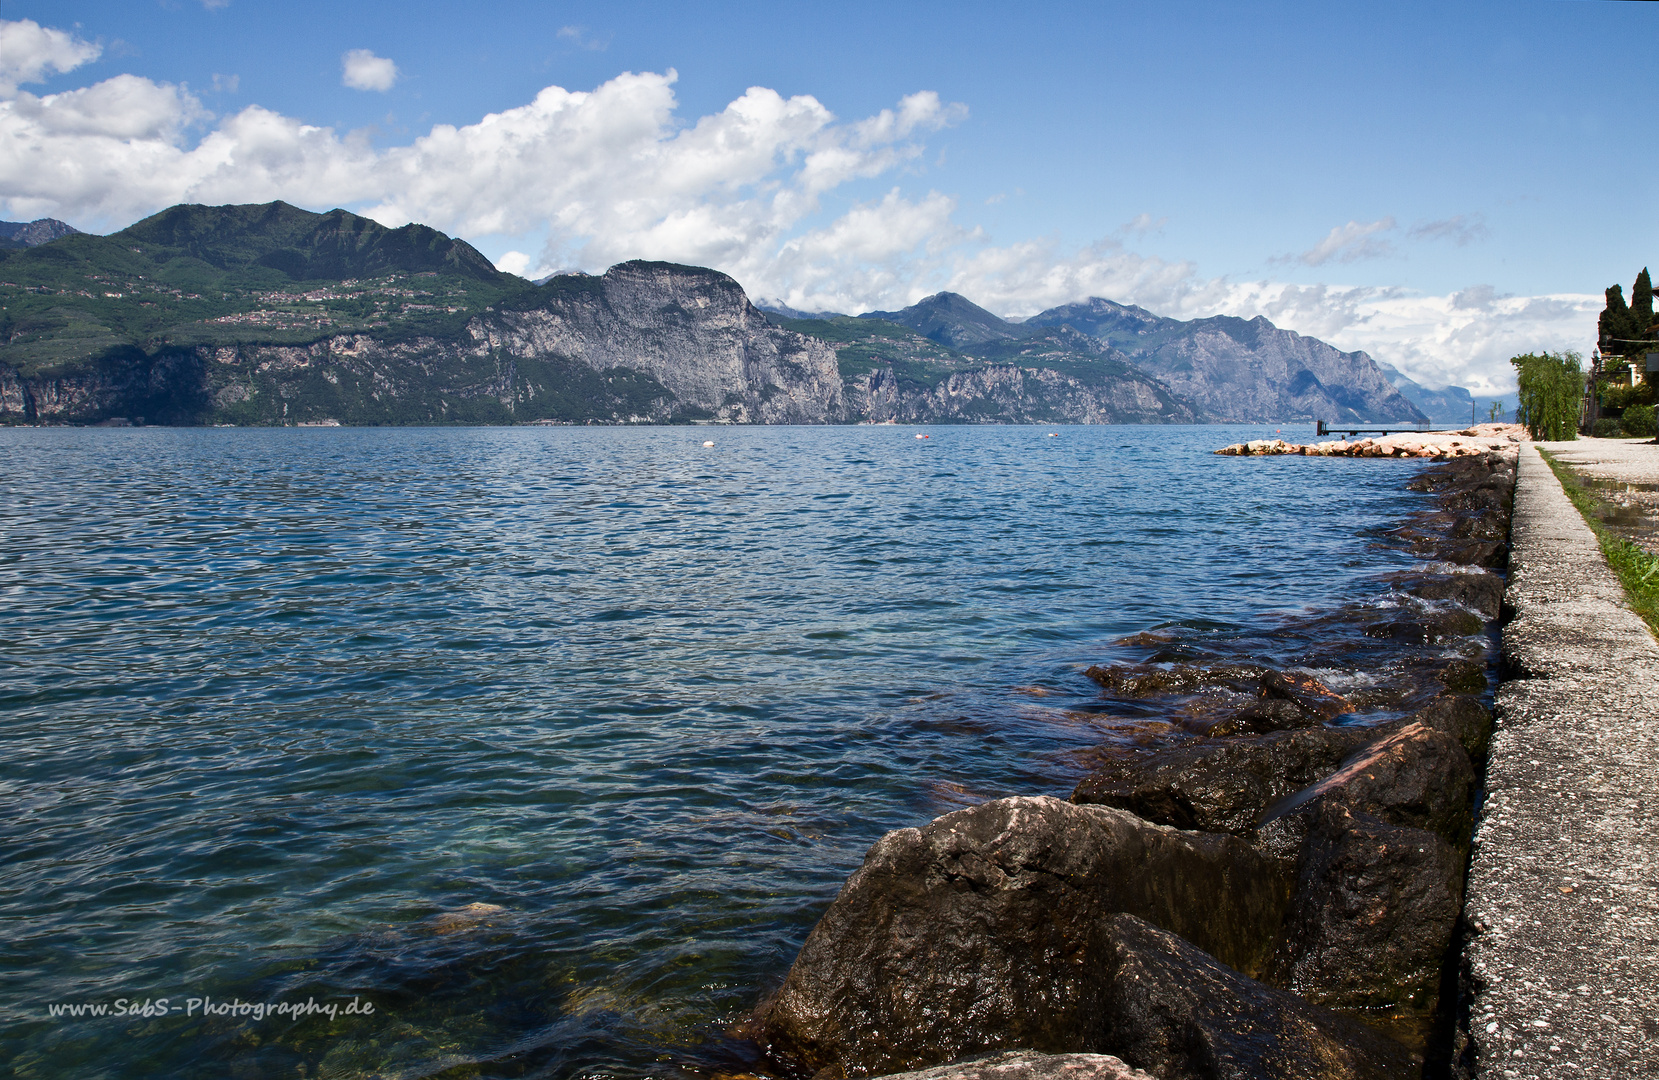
[341,49,397,92]
[0,19,101,95]
[557,25,610,51]
[211,73,239,94]
[1293,217,1397,266]
[0,41,1595,396]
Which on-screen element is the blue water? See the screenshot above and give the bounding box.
[0,424,1425,1079]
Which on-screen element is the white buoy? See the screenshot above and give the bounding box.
[915,433,926,439]
[1047,432,1059,437]
[702,440,715,447]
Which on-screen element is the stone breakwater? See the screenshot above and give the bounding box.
[746,447,1519,1080]
[1217,424,1526,459]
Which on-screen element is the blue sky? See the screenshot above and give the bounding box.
[2,0,1654,393]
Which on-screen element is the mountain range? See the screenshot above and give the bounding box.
[1,202,1449,427]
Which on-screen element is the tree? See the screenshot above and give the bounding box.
[1600,285,1639,356]
[1633,267,1654,339]
[1511,350,1583,441]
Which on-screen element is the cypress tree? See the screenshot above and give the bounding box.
[1633,268,1654,338]
[1601,284,1638,356]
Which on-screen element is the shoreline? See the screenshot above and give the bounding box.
[746,443,1520,1078]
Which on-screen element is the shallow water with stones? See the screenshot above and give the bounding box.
[0,423,1477,1079]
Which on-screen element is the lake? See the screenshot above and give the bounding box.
[0,423,1427,1079]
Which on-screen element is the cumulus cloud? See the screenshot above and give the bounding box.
[0,19,101,95]
[341,49,397,92]
[0,32,1594,396]
[1288,217,1398,266]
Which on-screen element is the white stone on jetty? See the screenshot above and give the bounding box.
[1217,424,1525,458]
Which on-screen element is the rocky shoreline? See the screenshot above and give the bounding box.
[741,444,1520,1079]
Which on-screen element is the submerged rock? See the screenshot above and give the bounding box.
[754,796,1288,1077]
[1267,802,1463,1012]
[1401,572,1505,620]
[1099,914,1422,1079]
[866,1051,1154,1080]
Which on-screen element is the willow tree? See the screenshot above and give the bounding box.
[1511,351,1583,441]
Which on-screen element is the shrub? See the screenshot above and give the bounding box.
[1593,417,1623,437]
[1622,403,1656,438]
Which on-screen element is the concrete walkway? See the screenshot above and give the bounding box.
[1461,442,1659,1077]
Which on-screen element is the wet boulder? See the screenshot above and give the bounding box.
[868,1051,1154,1080]
[1259,722,1474,849]
[1449,509,1510,543]
[1267,801,1464,1012]
[1432,537,1507,568]
[1099,913,1421,1080]
[1071,727,1376,839]
[1401,571,1505,620]
[1434,658,1487,693]
[1397,693,1494,758]
[1362,606,1486,645]
[754,796,1288,1078]
[1071,727,1400,871]
[1083,662,1265,697]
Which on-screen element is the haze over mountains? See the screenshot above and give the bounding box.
[0,202,1462,427]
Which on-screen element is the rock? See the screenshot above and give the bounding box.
[1429,538,1508,568]
[1099,914,1422,1079]
[1071,727,1377,848]
[867,1051,1154,1080]
[1083,662,1266,697]
[1448,509,1509,543]
[1400,571,1505,619]
[754,796,1289,1077]
[1398,693,1493,758]
[1208,697,1317,736]
[1267,801,1464,1012]
[1259,669,1350,720]
[1259,722,1474,849]
[1435,658,1488,693]
[1362,606,1487,644]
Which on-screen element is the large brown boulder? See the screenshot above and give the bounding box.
[1099,914,1421,1080]
[1395,693,1493,759]
[868,1051,1154,1080]
[1267,801,1464,1011]
[1261,722,1474,850]
[754,796,1289,1077]
[1070,727,1378,862]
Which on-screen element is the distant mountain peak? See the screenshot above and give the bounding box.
[0,218,80,249]
[857,291,1021,349]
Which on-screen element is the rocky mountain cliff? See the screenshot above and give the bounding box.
[0,202,1200,426]
[1028,298,1425,423]
[0,201,1434,427]
[0,218,80,250]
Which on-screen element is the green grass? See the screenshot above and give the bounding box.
[1539,448,1659,636]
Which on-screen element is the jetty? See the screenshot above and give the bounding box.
[1460,440,1659,1078]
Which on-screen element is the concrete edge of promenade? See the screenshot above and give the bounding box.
[1458,442,1659,1077]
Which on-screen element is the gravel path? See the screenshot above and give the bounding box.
[1460,441,1659,1078]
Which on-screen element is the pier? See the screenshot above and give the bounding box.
[1461,442,1659,1077]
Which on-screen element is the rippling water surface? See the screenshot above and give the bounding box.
[0,424,1426,1079]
